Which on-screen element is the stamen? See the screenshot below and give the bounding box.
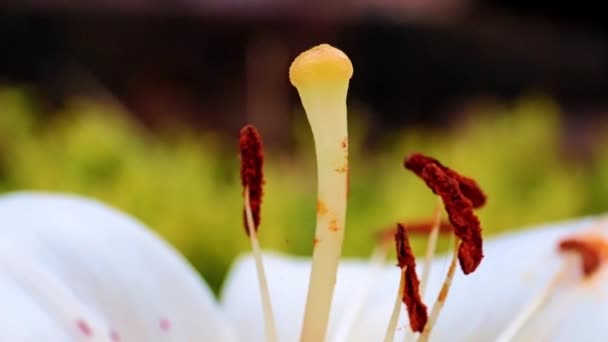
[403,153,487,341]
[496,231,608,342]
[239,125,277,342]
[558,236,608,277]
[404,199,442,342]
[290,44,353,342]
[417,238,460,342]
[349,218,447,342]
[404,153,486,209]
[394,224,428,334]
[419,163,484,274]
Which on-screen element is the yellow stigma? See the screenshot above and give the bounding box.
[289,44,353,88]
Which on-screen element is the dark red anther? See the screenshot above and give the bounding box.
[419,163,484,274]
[559,236,608,277]
[404,153,487,209]
[239,124,265,235]
[395,224,428,332]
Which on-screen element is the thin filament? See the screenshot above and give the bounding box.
[495,257,575,342]
[420,197,443,296]
[245,187,278,342]
[417,238,460,342]
[384,268,407,342]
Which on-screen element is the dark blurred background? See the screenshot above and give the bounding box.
[2,1,607,141]
[1,1,607,292]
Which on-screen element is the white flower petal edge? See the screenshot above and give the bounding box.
[0,192,237,341]
[221,216,608,342]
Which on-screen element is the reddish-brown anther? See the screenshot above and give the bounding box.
[420,164,484,274]
[401,220,453,235]
[395,223,414,269]
[239,124,265,235]
[404,153,487,209]
[395,224,428,332]
[376,220,453,246]
[559,237,606,277]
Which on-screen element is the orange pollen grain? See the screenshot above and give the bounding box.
[438,284,449,302]
[329,218,340,232]
[317,200,328,216]
[341,137,348,150]
[313,238,320,247]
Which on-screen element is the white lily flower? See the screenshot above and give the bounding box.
[3,43,605,342]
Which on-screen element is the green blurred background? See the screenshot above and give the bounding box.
[1,88,607,293]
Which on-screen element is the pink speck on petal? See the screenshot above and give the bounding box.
[76,320,93,336]
[110,330,121,341]
[159,318,171,332]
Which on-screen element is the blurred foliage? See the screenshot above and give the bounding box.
[0,87,607,294]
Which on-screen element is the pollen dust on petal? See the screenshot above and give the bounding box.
[334,165,348,173]
[341,137,348,150]
[76,320,93,336]
[313,237,321,247]
[317,200,328,216]
[329,218,340,232]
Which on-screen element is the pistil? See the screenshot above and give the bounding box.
[290,44,353,342]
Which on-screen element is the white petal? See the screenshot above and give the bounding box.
[220,251,381,342]
[0,192,237,341]
[0,271,74,341]
[221,216,602,341]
